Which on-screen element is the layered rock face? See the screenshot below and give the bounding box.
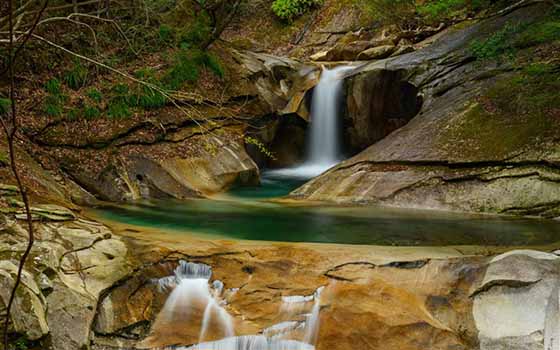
[292,3,560,218]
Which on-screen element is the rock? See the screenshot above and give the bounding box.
[15,204,76,221]
[390,45,415,57]
[472,250,560,350]
[325,41,372,61]
[0,213,132,350]
[159,136,260,195]
[344,69,422,152]
[356,45,396,60]
[310,51,328,61]
[0,261,49,341]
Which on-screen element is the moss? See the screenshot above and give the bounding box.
[0,151,8,166]
[439,63,560,159]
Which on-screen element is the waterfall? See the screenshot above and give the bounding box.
[141,261,234,348]
[268,65,353,180]
[147,260,326,350]
[306,67,350,168]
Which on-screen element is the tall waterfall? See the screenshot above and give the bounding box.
[268,65,353,179]
[306,66,350,169]
[144,260,325,350]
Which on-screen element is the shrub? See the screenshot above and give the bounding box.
[163,50,200,89]
[107,100,131,119]
[192,50,225,78]
[0,97,10,115]
[44,95,64,116]
[44,78,62,95]
[86,88,103,103]
[43,79,66,117]
[469,22,524,61]
[131,86,167,109]
[178,17,212,47]
[271,0,323,21]
[84,105,102,119]
[63,61,89,90]
[0,151,7,166]
[515,19,560,47]
[107,84,132,119]
[158,24,175,44]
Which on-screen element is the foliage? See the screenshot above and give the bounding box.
[43,79,66,117]
[469,22,525,61]
[44,78,62,95]
[358,0,416,26]
[442,62,560,159]
[245,136,276,159]
[63,60,89,90]
[12,336,32,350]
[0,151,7,166]
[416,0,489,22]
[271,0,323,21]
[107,84,132,119]
[515,19,560,47]
[177,17,212,47]
[470,11,560,62]
[163,50,201,89]
[193,50,225,78]
[0,98,11,115]
[86,88,103,103]
[83,105,102,119]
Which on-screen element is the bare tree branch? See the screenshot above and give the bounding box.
[1,1,49,348]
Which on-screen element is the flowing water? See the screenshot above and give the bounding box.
[146,260,325,350]
[267,66,353,179]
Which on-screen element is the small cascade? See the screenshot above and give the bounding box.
[143,261,234,347]
[177,335,315,350]
[147,260,326,350]
[267,65,354,180]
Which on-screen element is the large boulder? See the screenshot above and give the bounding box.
[472,250,560,350]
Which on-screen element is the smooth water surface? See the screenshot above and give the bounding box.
[95,172,560,247]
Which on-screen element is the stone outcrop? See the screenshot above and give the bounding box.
[292,2,560,218]
[0,211,132,350]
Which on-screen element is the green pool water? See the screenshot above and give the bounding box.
[94,173,560,246]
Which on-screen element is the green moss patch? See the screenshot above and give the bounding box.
[440,63,560,159]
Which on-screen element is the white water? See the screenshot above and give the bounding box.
[152,261,235,343]
[151,260,326,350]
[268,66,353,180]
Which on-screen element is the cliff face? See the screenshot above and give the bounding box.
[292,2,560,218]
